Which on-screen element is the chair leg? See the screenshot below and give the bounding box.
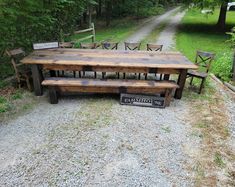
[78,71,81,78]
[145,73,147,80]
[117,72,120,79]
[26,78,32,91]
[123,73,126,79]
[160,74,163,81]
[138,73,141,80]
[94,72,97,78]
[49,87,58,104]
[102,72,106,79]
[190,77,194,85]
[83,71,85,77]
[199,78,205,94]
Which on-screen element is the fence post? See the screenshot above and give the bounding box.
[233,51,235,81]
[91,23,95,42]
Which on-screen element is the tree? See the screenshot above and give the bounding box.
[181,0,229,31]
[217,0,229,31]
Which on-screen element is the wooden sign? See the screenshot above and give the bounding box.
[33,42,59,50]
[120,94,165,108]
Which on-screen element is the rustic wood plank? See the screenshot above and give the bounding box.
[42,64,180,74]
[31,64,43,96]
[74,28,93,34]
[42,78,179,89]
[21,49,198,70]
[175,69,187,99]
[49,87,58,104]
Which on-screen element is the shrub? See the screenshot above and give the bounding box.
[211,52,233,82]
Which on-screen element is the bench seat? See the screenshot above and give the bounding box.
[42,78,179,106]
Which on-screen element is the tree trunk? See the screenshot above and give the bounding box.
[105,0,112,26]
[217,0,229,31]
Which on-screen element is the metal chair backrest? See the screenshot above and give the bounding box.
[147,44,163,52]
[5,48,26,81]
[195,51,215,73]
[80,43,97,49]
[33,42,59,50]
[102,42,118,50]
[124,42,141,51]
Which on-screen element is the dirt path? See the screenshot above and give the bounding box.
[119,7,180,49]
[156,11,185,50]
[0,8,234,186]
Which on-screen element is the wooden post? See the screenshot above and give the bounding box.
[91,23,95,42]
[175,69,187,99]
[233,51,235,81]
[49,87,58,104]
[31,65,43,96]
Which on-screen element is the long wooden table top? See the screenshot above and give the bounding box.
[22,48,198,69]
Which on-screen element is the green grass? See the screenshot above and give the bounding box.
[176,8,235,82]
[70,18,141,46]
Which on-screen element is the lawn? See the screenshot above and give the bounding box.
[176,8,235,82]
[70,18,142,47]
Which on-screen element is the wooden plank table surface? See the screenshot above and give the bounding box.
[21,48,198,99]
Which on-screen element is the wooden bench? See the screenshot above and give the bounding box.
[42,78,179,106]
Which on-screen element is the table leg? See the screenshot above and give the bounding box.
[163,74,170,80]
[175,69,187,99]
[31,64,43,96]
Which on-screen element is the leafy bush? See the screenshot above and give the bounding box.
[211,52,233,82]
[0,96,10,113]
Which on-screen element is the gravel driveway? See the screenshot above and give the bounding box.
[0,7,234,186]
[0,95,198,186]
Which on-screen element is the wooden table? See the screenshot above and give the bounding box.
[21,48,198,99]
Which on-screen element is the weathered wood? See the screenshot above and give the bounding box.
[73,23,95,43]
[76,35,94,42]
[49,87,58,104]
[74,28,93,34]
[31,64,43,96]
[188,51,215,94]
[233,51,235,81]
[42,64,180,74]
[22,49,197,70]
[175,69,187,99]
[22,49,197,98]
[42,78,179,104]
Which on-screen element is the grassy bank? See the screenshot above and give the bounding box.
[176,8,235,82]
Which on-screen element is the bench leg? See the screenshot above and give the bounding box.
[49,87,58,104]
[165,89,172,107]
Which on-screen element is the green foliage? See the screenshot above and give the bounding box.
[0,96,10,113]
[176,8,234,82]
[0,0,87,53]
[226,27,235,47]
[211,52,233,82]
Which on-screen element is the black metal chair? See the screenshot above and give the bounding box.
[147,44,163,52]
[124,42,141,79]
[101,42,119,79]
[80,43,99,78]
[146,44,164,80]
[124,42,141,51]
[187,50,215,94]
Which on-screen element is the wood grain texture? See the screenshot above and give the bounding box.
[42,78,179,88]
[22,49,198,70]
